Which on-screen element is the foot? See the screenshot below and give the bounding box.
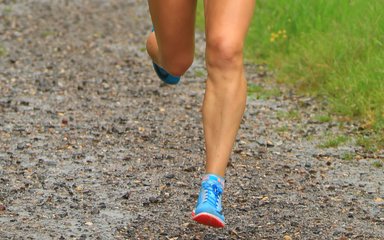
[192,174,225,228]
[152,62,181,85]
[148,28,181,85]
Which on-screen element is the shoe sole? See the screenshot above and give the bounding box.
[191,211,225,228]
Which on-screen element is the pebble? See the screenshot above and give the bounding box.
[164,173,175,179]
[122,192,130,200]
[149,196,160,203]
[183,166,196,172]
[91,208,100,215]
[98,202,106,209]
[176,181,187,187]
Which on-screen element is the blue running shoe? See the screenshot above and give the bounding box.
[150,27,181,85]
[152,62,181,85]
[192,174,225,228]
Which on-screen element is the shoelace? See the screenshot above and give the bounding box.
[202,181,223,209]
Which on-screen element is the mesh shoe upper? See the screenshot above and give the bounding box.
[194,175,225,222]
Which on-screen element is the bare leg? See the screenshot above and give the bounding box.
[203,0,255,176]
[146,0,197,76]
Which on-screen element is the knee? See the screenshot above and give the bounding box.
[161,54,194,77]
[206,36,244,70]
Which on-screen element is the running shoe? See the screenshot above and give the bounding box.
[192,174,225,228]
[152,62,181,85]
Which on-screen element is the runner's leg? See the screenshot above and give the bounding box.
[203,0,255,176]
[146,0,197,76]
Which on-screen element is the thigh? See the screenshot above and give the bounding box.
[148,0,197,60]
[203,0,255,49]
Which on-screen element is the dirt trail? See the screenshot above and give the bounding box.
[0,1,383,239]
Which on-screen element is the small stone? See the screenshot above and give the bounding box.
[75,185,84,192]
[91,208,100,215]
[165,173,175,179]
[283,236,292,240]
[62,118,68,125]
[256,139,266,146]
[297,186,305,191]
[0,204,6,211]
[183,166,196,172]
[260,196,269,201]
[122,192,130,200]
[85,222,93,226]
[338,237,348,240]
[239,140,247,145]
[149,196,159,203]
[176,181,187,187]
[17,143,25,150]
[182,222,191,228]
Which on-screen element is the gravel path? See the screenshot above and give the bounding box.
[0,1,383,239]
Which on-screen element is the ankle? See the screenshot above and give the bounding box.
[203,173,225,188]
[146,32,160,63]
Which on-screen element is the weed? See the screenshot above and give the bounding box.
[341,152,355,161]
[319,135,348,148]
[247,83,280,100]
[314,114,332,123]
[275,125,289,132]
[195,69,205,78]
[41,30,55,38]
[372,160,383,168]
[0,44,6,57]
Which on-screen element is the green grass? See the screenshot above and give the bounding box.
[372,160,383,168]
[314,114,332,123]
[0,44,6,57]
[40,29,56,38]
[356,134,384,152]
[341,152,355,161]
[276,110,301,121]
[275,125,289,133]
[247,83,280,99]
[319,135,349,148]
[246,1,384,128]
[3,6,12,14]
[197,0,384,144]
[195,69,205,78]
[276,110,301,120]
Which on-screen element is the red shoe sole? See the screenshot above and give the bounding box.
[192,212,225,228]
